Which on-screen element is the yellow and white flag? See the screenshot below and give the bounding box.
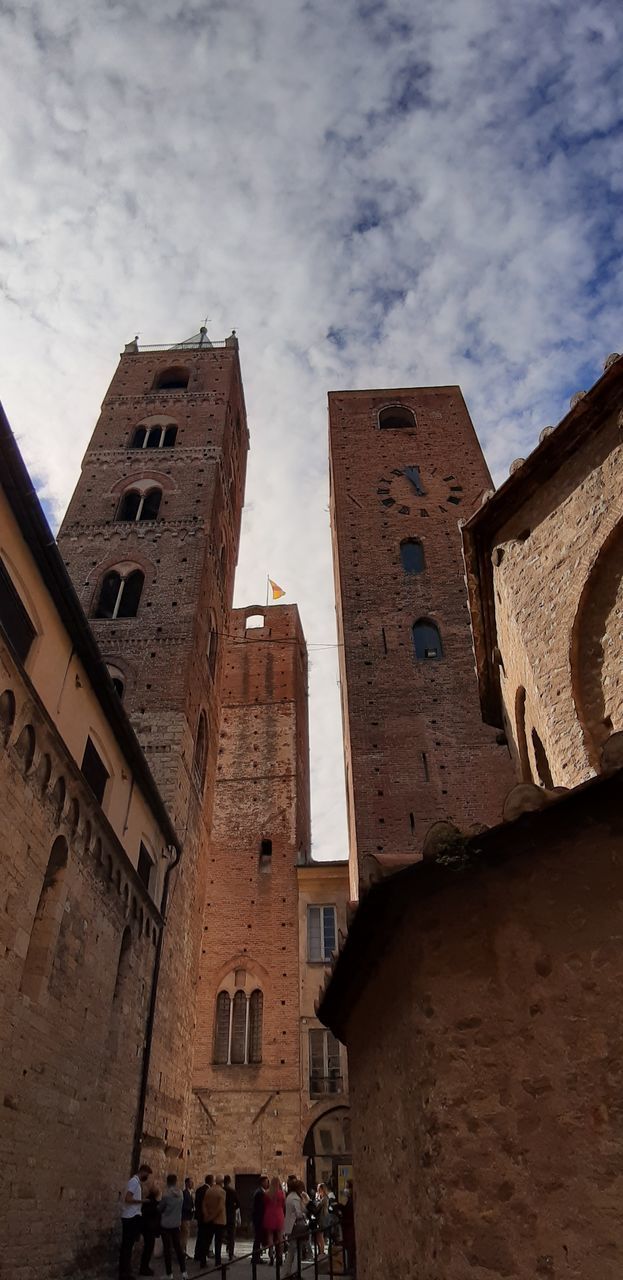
[269,578,286,601]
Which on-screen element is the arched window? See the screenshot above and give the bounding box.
[131,424,177,449]
[532,729,554,789]
[117,488,162,522]
[248,990,263,1064]
[379,404,416,430]
[213,979,263,1065]
[94,569,144,620]
[192,711,208,792]
[412,619,443,661]
[213,991,231,1064]
[21,835,69,1001]
[400,539,425,574]
[152,367,189,391]
[245,613,265,630]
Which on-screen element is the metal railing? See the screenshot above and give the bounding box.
[251,1234,354,1279]
[136,340,230,351]
[193,1245,253,1278]
[309,1075,344,1097]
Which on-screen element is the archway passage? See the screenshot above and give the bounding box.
[303,1106,352,1199]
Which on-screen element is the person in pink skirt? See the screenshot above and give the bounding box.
[263,1176,286,1266]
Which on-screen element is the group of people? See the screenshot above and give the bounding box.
[120,1164,355,1279]
[251,1174,355,1277]
[119,1167,239,1278]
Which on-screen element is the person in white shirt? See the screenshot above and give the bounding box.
[119,1163,152,1280]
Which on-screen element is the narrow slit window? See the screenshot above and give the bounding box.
[400,539,425,574]
[192,711,208,793]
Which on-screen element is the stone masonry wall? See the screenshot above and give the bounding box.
[0,640,160,1279]
[190,605,311,1187]
[492,402,623,789]
[342,788,623,1280]
[329,387,514,897]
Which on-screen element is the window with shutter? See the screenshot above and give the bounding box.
[81,737,109,806]
[0,559,36,664]
[308,906,322,961]
[309,1027,342,1096]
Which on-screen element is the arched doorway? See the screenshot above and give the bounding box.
[303,1106,352,1200]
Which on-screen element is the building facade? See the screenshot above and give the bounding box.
[297,861,351,1196]
[0,406,177,1275]
[321,360,623,1279]
[328,387,514,897]
[189,604,350,1223]
[57,330,248,1168]
[463,353,623,791]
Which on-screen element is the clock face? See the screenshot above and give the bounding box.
[377,466,464,516]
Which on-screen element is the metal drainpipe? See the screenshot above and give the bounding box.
[131,842,181,1172]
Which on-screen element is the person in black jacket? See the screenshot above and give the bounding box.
[180,1178,194,1258]
[193,1175,214,1263]
[223,1176,240,1262]
[251,1176,269,1264]
[139,1186,161,1277]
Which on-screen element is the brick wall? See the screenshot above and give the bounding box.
[329,780,623,1280]
[57,341,248,1174]
[190,604,311,1184]
[0,639,161,1278]
[489,404,623,788]
[329,387,514,896]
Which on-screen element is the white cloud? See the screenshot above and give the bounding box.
[1,0,622,856]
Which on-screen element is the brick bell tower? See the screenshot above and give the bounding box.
[329,387,514,898]
[190,603,311,1185]
[57,327,248,1164]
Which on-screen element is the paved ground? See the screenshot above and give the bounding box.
[145,1241,345,1278]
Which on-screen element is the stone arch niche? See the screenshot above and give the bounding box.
[571,516,623,769]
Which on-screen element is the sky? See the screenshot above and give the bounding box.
[1,0,622,858]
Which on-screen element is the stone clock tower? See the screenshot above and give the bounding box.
[328,386,514,898]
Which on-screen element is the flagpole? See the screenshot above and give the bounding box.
[266,573,269,608]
